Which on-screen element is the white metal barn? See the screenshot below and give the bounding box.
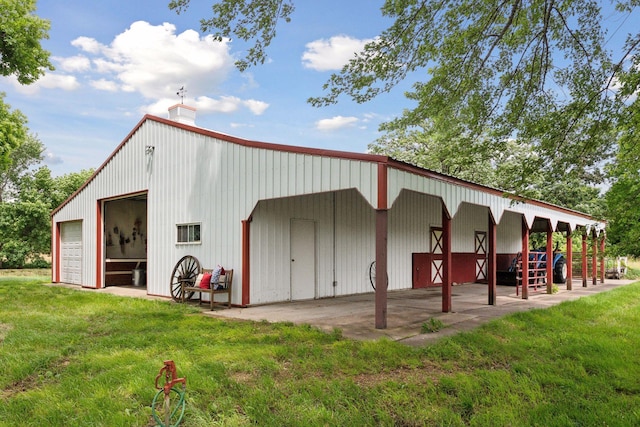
[51,105,606,329]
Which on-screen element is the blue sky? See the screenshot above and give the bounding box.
[1,0,419,176]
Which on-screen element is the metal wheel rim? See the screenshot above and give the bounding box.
[369,261,377,290]
[170,255,200,301]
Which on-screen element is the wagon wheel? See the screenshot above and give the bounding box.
[170,255,200,301]
[368,261,388,291]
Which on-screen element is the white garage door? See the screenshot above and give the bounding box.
[60,221,82,285]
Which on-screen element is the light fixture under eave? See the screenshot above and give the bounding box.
[145,145,155,155]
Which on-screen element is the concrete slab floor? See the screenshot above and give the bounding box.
[52,278,636,346]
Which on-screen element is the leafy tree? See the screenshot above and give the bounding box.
[0,197,49,267]
[0,93,29,170]
[171,0,637,196]
[605,98,640,257]
[0,159,94,268]
[0,0,53,84]
[0,131,43,202]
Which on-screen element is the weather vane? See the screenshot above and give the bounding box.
[176,86,187,104]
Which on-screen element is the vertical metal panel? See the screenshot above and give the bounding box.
[451,203,489,253]
[388,190,441,289]
[250,192,335,304]
[387,167,600,234]
[334,190,376,296]
[250,188,377,304]
[497,210,523,253]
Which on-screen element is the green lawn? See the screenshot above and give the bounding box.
[1,277,640,426]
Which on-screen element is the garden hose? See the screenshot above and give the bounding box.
[151,386,186,427]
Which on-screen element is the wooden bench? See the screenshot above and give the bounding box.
[181,268,233,310]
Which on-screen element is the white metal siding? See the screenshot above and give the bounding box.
[250,192,334,304]
[387,167,598,232]
[250,189,377,304]
[334,190,376,296]
[497,210,523,253]
[451,203,489,253]
[388,190,441,289]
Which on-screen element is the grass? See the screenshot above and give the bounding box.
[421,317,446,333]
[1,277,640,426]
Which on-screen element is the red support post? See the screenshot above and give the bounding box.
[488,215,497,305]
[96,201,103,289]
[522,218,530,299]
[566,230,573,290]
[375,163,388,329]
[599,236,605,284]
[582,232,588,287]
[592,233,598,286]
[442,205,452,312]
[546,221,553,294]
[375,209,388,329]
[241,219,251,306]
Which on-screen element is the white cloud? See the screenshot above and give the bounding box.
[70,21,235,101]
[230,122,255,129]
[44,151,63,165]
[315,115,359,131]
[90,79,119,92]
[141,95,268,117]
[71,36,103,54]
[15,21,269,118]
[80,21,234,99]
[10,73,80,94]
[302,35,374,71]
[55,55,91,72]
[195,95,244,113]
[243,99,269,115]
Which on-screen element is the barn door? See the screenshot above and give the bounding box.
[290,219,316,300]
[430,227,444,286]
[60,221,83,285]
[475,231,487,282]
[412,253,430,288]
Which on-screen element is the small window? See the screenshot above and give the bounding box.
[177,223,201,243]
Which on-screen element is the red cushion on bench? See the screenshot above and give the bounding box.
[199,273,212,289]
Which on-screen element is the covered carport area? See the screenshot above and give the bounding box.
[207,278,632,344]
[372,161,607,329]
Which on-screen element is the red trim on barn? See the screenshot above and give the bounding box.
[377,163,388,210]
[241,218,251,306]
[450,253,484,284]
[95,201,103,289]
[53,221,61,283]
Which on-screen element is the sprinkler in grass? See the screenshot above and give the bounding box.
[152,360,186,427]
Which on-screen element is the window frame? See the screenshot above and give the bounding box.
[176,222,202,244]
